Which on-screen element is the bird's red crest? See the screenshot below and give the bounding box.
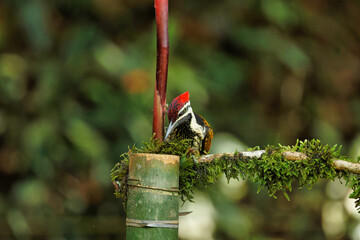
[168,92,190,122]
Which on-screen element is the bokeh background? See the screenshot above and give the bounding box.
[1,0,360,239]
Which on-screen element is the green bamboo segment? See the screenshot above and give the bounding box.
[126,153,180,240]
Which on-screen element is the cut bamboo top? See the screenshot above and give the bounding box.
[130,153,179,165]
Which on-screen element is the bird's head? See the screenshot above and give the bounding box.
[165,91,192,140]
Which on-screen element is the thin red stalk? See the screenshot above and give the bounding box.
[153,0,169,141]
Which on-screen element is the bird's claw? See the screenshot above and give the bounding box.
[192,155,199,164]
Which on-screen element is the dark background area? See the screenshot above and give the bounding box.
[0,0,360,239]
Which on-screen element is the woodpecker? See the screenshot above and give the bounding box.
[165,91,213,155]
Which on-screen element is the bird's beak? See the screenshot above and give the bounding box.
[164,121,175,140]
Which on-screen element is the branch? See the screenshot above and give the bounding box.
[198,150,360,174]
[333,160,360,174]
[152,0,169,141]
[112,138,360,212]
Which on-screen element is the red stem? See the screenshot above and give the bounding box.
[153,0,169,141]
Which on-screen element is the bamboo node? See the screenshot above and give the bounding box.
[126,218,179,228]
[127,183,179,193]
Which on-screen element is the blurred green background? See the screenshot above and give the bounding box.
[1,0,360,239]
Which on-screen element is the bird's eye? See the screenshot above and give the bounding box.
[178,105,189,117]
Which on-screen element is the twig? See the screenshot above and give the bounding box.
[152,0,169,141]
[333,160,360,174]
[197,151,360,174]
[198,150,266,163]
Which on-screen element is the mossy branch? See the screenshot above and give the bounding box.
[198,150,360,174]
[111,138,360,213]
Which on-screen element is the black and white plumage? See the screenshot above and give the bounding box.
[165,92,213,155]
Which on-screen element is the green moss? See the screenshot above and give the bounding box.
[111,138,360,212]
[110,137,192,204]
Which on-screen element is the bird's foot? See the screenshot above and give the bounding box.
[186,148,200,164]
[192,155,199,164]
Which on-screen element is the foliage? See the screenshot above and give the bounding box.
[112,138,360,211]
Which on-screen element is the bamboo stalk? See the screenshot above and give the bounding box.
[126,153,179,240]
